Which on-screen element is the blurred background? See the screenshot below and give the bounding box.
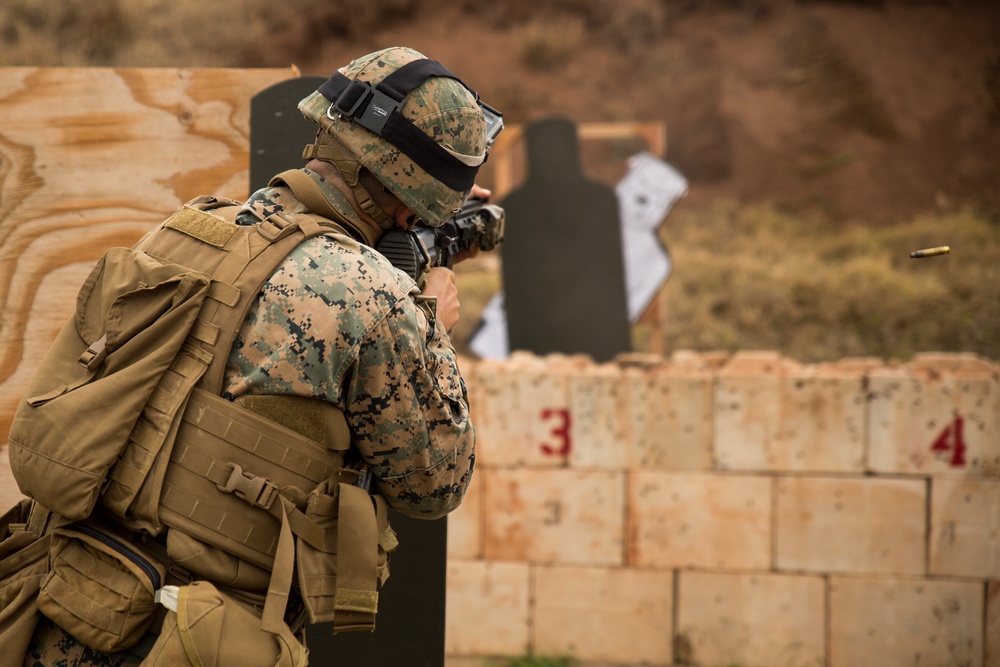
[2,0,997,363]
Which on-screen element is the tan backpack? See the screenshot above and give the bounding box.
[7,197,391,662]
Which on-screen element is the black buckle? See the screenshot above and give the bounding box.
[328,79,404,136]
[330,79,372,119]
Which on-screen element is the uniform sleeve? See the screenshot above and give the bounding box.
[343,283,476,519]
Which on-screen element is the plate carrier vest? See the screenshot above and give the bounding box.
[8,195,391,649]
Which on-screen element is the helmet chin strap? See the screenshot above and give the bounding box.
[302,139,395,231]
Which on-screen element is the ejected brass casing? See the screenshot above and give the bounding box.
[909,246,951,259]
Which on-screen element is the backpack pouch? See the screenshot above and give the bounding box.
[295,475,390,631]
[142,581,307,667]
[38,522,165,653]
[0,500,52,667]
[8,247,211,521]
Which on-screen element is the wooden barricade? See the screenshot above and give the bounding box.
[0,67,292,450]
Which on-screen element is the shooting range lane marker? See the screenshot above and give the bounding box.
[909,245,951,259]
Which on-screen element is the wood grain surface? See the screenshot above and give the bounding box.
[0,67,293,505]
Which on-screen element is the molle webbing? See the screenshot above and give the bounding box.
[101,343,213,534]
[157,388,344,570]
[160,388,384,629]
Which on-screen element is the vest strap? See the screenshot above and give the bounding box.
[270,169,380,247]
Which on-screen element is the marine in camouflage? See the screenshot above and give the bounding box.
[226,167,476,518]
[22,166,477,663]
[299,46,487,228]
[20,46,483,662]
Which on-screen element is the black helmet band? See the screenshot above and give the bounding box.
[317,58,502,191]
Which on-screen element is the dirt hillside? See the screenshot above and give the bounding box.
[2,0,996,222]
[281,0,1000,223]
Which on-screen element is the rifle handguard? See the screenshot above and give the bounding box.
[377,200,505,282]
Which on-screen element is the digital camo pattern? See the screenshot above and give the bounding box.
[23,617,143,666]
[299,46,487,227]
[227,170,476,518]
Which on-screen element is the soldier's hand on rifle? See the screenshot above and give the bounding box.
[422,267,461,332]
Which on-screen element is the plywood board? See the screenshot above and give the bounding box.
[0,66,293,452]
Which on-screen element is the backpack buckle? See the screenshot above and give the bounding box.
[218,463,278,509]
[257,214,299,242]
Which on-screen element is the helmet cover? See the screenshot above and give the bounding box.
[299,46,488,227]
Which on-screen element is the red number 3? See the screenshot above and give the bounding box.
[540,408,572,457]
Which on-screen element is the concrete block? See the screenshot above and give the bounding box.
[445,560,531,657]
[776,476,926,575]
[629,472,771,570]
[460,355,484,431]
[447,464,483,560]
[669,349,731,373]
[912,352,998,374]
[830,576,985,667]
[716,354,866,473]
[714,353,785,471]
[779,366,867,472]
[676,571,825,667]
[568,363,631,470]
[533,565,674,665]
[471,355,586,468]
[483,468,625,566]
[625,365,713,471]
[868,357,1000,477]
[930,478,1000,578]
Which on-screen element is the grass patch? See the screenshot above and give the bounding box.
[655,201,999,362]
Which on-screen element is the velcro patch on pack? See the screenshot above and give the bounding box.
[166,207,239,248]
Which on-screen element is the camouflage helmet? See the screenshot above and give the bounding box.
[299,46,500,228]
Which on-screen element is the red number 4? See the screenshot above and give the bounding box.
[930,414,967,467]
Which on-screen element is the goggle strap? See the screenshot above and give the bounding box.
[318,60,487,191]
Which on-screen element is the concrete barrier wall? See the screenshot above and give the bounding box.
[445,351,1000,667]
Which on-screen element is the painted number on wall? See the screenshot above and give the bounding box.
[540,408,572,457]
[930,414,967,467]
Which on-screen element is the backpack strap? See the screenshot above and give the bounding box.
[146,202,348,395]
[270,168,380,248]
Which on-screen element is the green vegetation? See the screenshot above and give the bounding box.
[654,201,999,363]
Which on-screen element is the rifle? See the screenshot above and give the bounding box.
[377,198,505,281]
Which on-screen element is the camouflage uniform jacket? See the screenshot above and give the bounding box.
[224,167,475,518]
